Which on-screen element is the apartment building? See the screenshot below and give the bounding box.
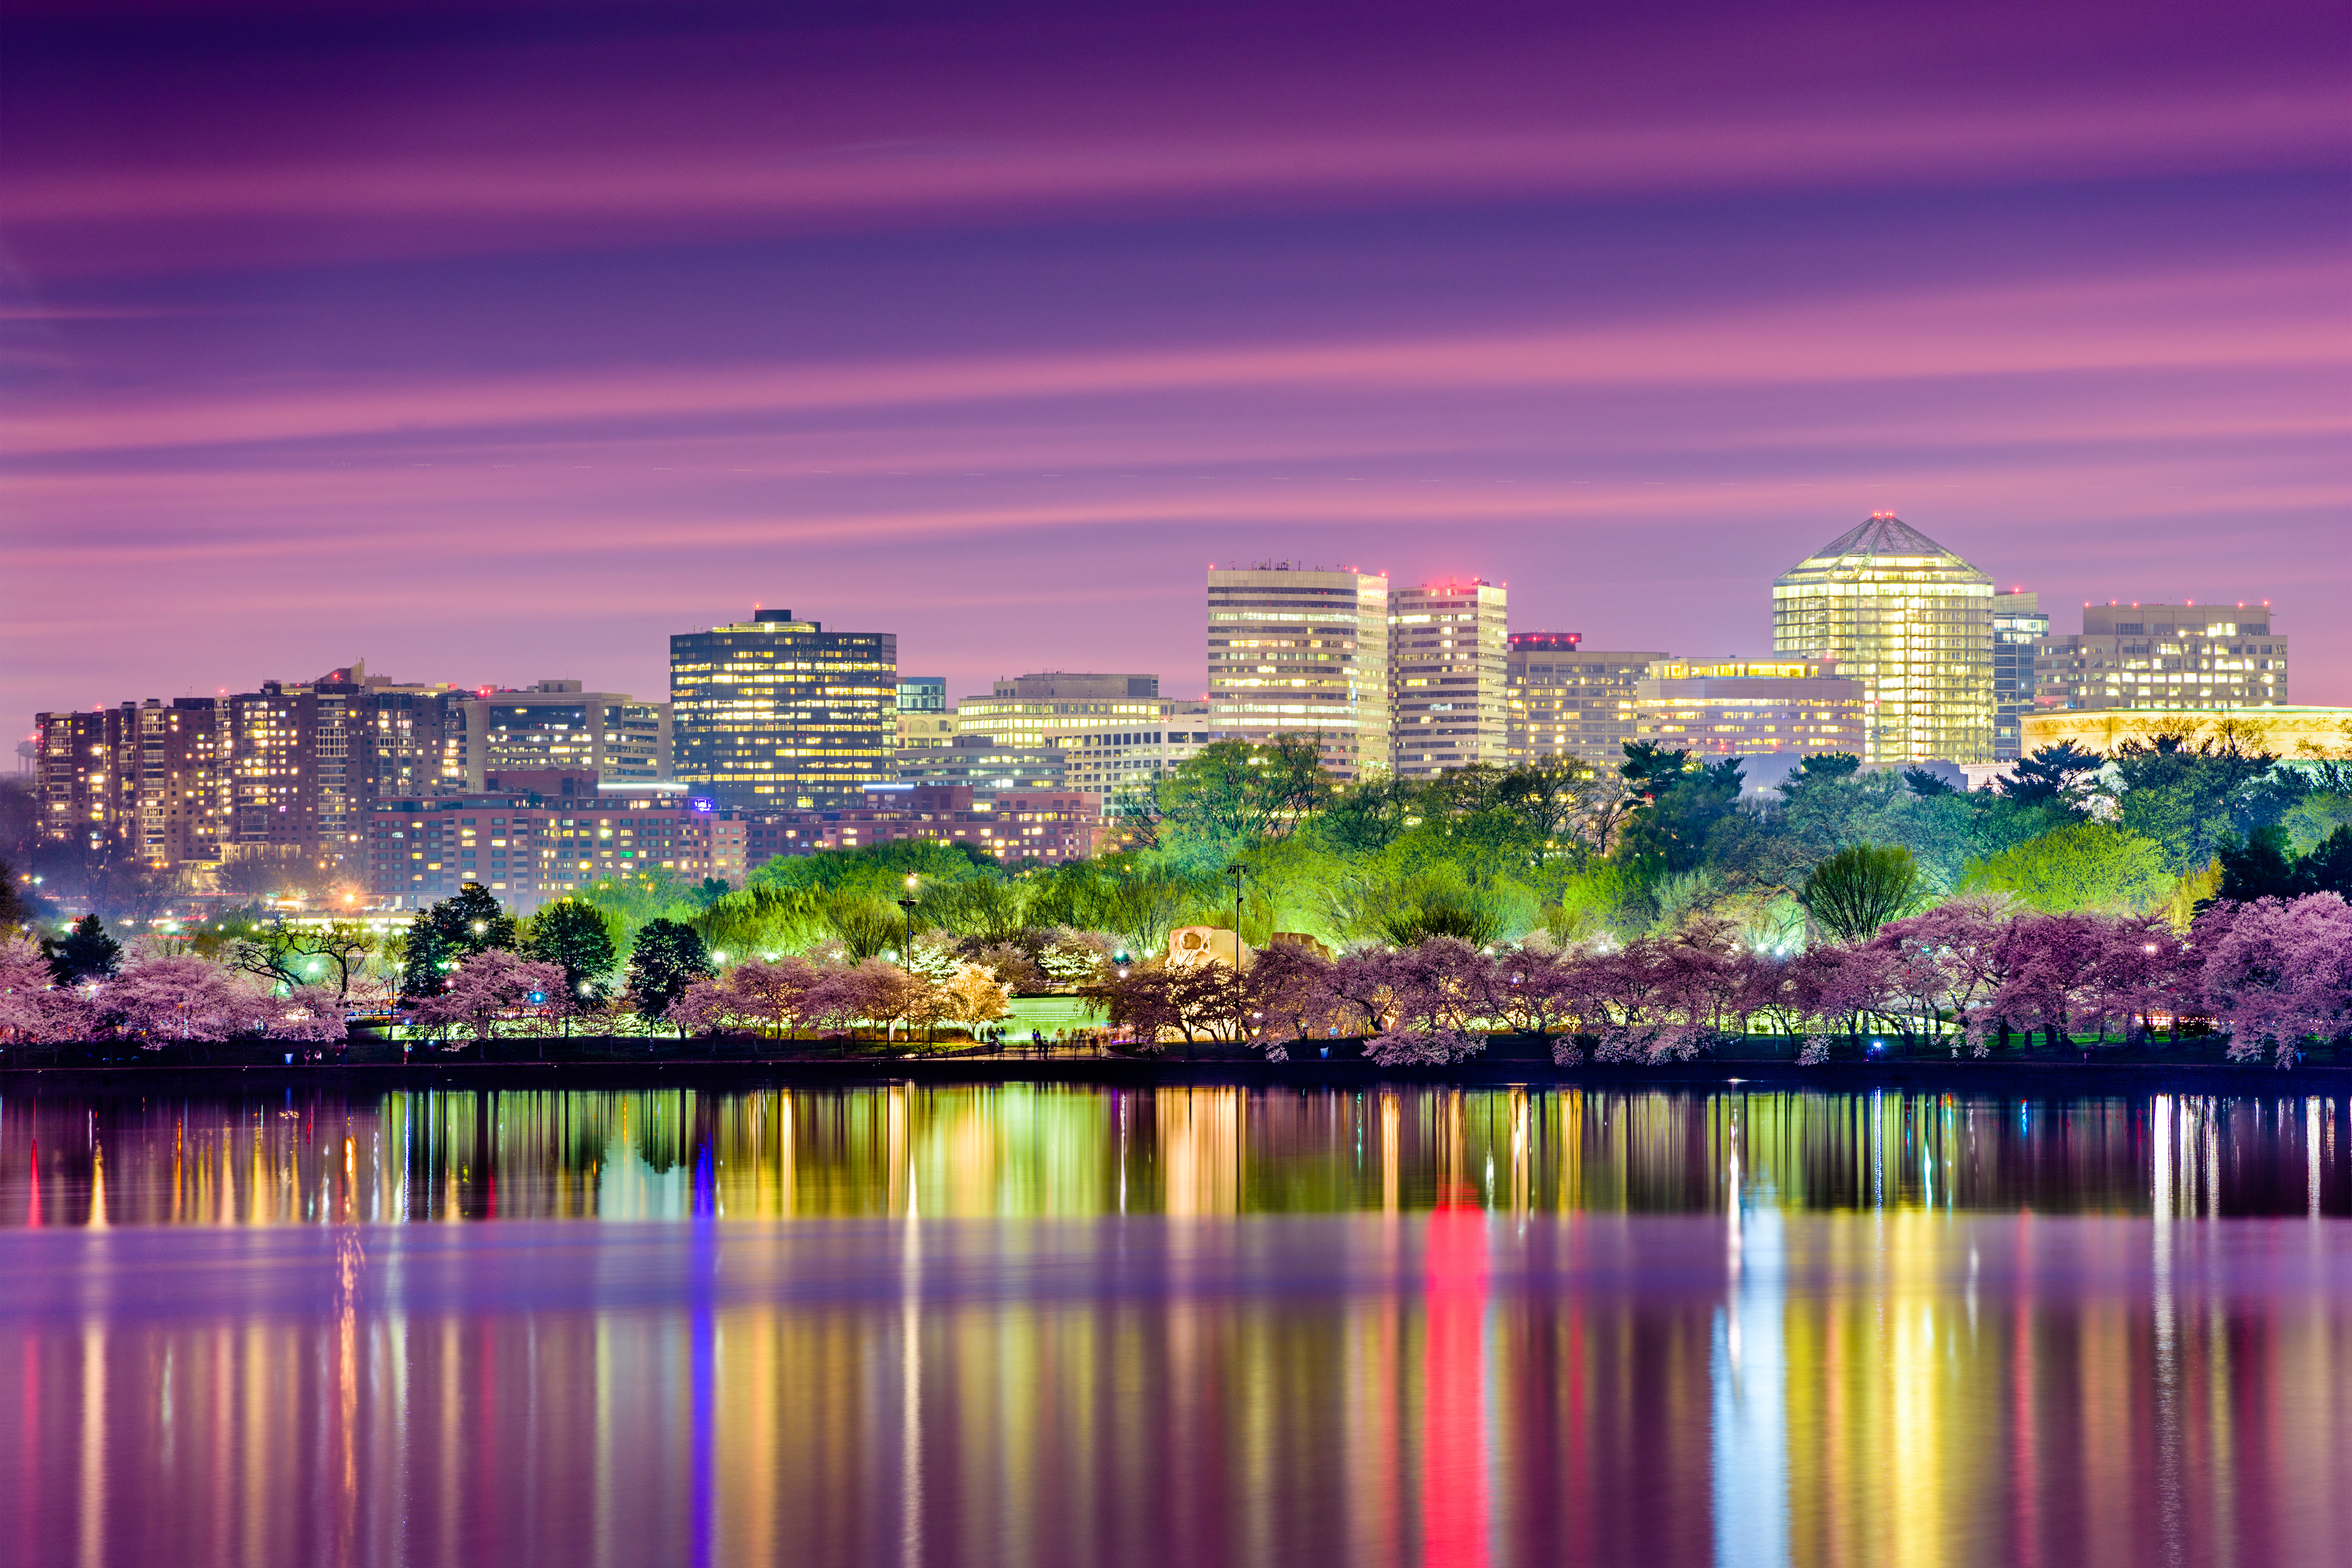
[1629,659,1866,757]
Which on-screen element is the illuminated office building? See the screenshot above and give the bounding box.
[1630,659,1866,756]
[1991,591,2050,761]
[1772,514,1994,764]
[1506,636,1671,766]
[1389,578,1508,777]
[670,609,897,809]
[2034,601,2287,716]
[1206,565,1391,780]
[450,681,672,787]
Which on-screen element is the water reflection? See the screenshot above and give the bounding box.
[5,1085,2352,1567]
[6,1212,2349,1567]
[1,1085,2347,1226]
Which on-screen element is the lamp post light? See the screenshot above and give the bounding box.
[898,874,920,971]
[1225,862,1246,1045]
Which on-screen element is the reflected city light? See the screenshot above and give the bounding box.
[0,1086,2345,1566]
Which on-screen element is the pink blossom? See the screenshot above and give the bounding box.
[270,985,351,1043]
[410,949,564,1045]
[104,956,272,1044]
[2196,893,2352,1068]
[0,936,94,1044]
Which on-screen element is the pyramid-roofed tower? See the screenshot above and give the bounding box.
[1773,513,1995,764]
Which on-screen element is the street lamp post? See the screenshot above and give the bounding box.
[1225,862,1246,1046]
[898,874,919,969]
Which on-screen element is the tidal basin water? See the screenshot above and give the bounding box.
[3,1085,2350,1566]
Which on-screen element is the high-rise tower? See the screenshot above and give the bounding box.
[1772,515,1994,764]
[670,609,896,808]
[1206,565,1391,779]
[1389,578,1508,776]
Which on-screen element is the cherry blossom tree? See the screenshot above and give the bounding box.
[270,984,351,1044]
[0,935,96,1043]
[1986,912,2109,1053]
[1323,947,1407,1039]
[410,949,563,1048]
[2196,893,2352,1067]
[1244,941,1340,1056]
[1869,896,2015,1054]
[1363,937,1489,1065]
[2082,915,2196,1046]
[1480,943,1586,1059]
[938,962,1014,1039]
[104,956,271,1044]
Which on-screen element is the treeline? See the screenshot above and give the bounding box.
[1085,892,2352,1068]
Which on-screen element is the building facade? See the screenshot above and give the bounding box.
[1389,578,1509,777]
[898,676,948,712]
[2034,601,2286,717]
[1772,514,1995,764]
[897,711,958,749]
[2021,706,2348,760]
[736,787,1107,866]
[1992,592,2050,761]
[952,673,1227,800]
[1629,660,1866,757]
[36,665,465,878]
[1206,565,1391,779]
[448,681,672,788]
[952,673,1166,748]
[670,609,896,810]
[895,739,1069,795]
[1504,637,1673,766]
[367,783,738,911]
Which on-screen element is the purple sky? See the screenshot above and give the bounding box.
[4,0,2347,733]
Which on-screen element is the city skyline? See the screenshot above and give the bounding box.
[10,525,2323,733]
[5,0,2347,731]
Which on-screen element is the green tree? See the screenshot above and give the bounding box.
[2109,730,2304,873]
[44,912,122,985]
[400,883,517,998]
[1960,821,2173,913]
[1149,735,1334,847]
[525,898,619,1009]
[432,882,518,954]
[1316,774,1428,856]
[750,838,993,898]
[2300,825,2352,898]
[627,917,714,1030]
[1997,743,2104,807]
[0,859,28,935]
[1797,844,1922,943]
[578,868,696,932]
[399,914,454,999]
[1615,751,1745,877]
[2214,824,2303,904]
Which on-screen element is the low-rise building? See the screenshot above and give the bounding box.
[2021,707,2350,761]
[2035,601,2287,716]
[896,739,1068,795]
[1630,659,1866,757]
[736,786,1106,867]
[1505,641,1671,765]
[366,776,733,911]
[951,672,1228,799]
